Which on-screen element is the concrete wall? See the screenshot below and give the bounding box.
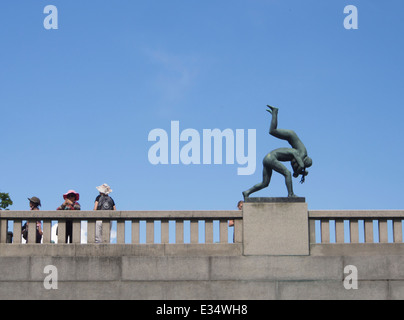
[1,243,404,300]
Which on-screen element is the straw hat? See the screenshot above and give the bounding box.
[96,183,112,195]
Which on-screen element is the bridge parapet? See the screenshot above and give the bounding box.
[1,205,404,255]
[2,203,404,299]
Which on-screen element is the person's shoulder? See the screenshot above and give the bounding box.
[95,195,101,202]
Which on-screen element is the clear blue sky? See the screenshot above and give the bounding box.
[1,0,404,212]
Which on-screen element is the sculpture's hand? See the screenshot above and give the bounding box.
[300,170,308,184]
[291,160,300,177]
[292,157,308,179]
[293,168,306,178]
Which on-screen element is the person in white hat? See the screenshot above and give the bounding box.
[93,183,116,243]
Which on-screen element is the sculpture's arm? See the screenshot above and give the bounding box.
[292,152,305,171]
[291,159,300,177]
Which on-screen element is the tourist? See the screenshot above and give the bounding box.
[229,200,243,228]
[22,197,43,243]
[228,200,243,243]
[57,189,81,243]
[93,183,116,243]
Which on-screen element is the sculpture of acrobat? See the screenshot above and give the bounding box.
[242,105,312,198]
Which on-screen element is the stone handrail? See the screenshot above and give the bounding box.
[3,208,404,248]
[0,210,242,244]
[308,210,404,244]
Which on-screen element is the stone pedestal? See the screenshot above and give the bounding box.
[243,197,309,256]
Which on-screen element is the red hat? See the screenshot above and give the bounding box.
[63,190,80,201]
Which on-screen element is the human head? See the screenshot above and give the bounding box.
[237,200,244,210]
[28,196,41,209]
[63,190,80,201]
[96,183,112,195]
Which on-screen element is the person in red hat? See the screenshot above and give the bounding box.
[58,190,81,210]
[57,190,81,243]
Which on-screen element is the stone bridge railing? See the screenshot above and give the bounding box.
[1,207,404,253]
[2,205,404,300]
[0,210,242,245]
[309,210,404,244]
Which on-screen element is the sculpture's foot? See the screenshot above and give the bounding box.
[288,193,298,198]
[242,191,249,200]
[266,105,278,114]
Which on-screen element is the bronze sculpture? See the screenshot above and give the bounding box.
[242,105,312,198]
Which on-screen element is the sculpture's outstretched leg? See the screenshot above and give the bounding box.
[267,105,293,142]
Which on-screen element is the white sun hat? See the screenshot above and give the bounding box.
[96,183,113,195]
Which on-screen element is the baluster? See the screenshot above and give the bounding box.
[309,219,316,244]
[205,220,213,244]
[131,220,139,244]
[87,220,96,244]
[117,220,125,244]
[28,219,37,244]
[43,220,51,244]
[350,220,359,243]
[220,219,227,243]
[393,219,403,243]
[146,219,154,244]
[364,219,373,243]
[379,219,388,243]
[161,220,169,244]
[321,219,330,244]
[234,219,242,243]
[13,220,22,244]
[176,220,184,244]
[0,218,7,243]
[73,220,81,243]
[58,220,66,244]
[335,219,344,243]
[102,220,111,243]
[190,220,198,244]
